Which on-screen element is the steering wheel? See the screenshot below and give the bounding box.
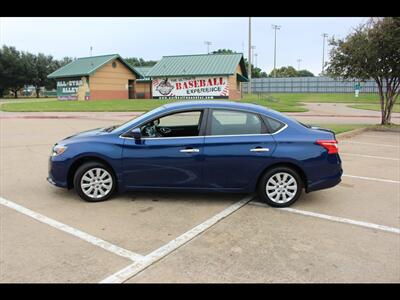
[142,122,162,137]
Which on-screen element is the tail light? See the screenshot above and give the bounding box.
[316,139,339,154]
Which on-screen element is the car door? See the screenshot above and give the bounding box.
[203,109,277,190]
[121,110,205,189]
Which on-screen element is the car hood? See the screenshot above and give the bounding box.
[62,127,105,141]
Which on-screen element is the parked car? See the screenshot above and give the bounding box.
[47,101,342,207]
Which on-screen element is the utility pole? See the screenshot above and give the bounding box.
[255,53,258,68]
[251,45,256,67]
[204,41,212,54]
[297,58,302,70]
[272,24,281,77]
[90,46,93,57]
[322,33,328,75]
[248,17,252,94]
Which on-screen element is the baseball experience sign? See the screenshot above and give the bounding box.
[152,76,229,99]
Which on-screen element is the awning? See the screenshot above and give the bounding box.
[237,73,249,82]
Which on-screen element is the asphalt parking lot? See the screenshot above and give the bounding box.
[0,116,399,283]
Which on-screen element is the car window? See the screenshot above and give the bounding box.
[210,110,263,136]
[265,117,286,133]
[158,111,201,127]
[141,110,202,138]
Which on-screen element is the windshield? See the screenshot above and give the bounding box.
[110,106,166,133]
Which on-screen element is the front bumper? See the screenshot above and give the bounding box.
[47,156,68,188]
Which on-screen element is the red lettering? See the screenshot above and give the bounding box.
[219,77,223,85]
[183,82,188,89]
[176,82,182,90]
[200,80,206,87]
[208,79,213,86]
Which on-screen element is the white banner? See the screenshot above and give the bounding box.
[152,76,229,99]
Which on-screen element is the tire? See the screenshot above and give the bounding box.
[257,166,303,207]
[73,161,116,202]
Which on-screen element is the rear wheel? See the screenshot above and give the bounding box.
[73,162,116,202]
[258,167,303,207]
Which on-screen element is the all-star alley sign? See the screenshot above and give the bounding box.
[56,78,83,100]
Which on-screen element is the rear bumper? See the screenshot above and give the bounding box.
[306,167,343,193]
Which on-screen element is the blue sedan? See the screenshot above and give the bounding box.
[47,101,342,207]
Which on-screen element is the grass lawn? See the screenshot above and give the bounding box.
[0,93,381,113]
[311,123,400,135]
[348,103,400,113]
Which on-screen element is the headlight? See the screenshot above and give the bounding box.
[51,145,68,156]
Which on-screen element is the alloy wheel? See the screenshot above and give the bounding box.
[265,172,298,204]
[80,168,113,199]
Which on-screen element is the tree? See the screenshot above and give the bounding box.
[30,53,57,97]
[269,66,298,77]
[125,57,158,67]
[297,69,314,77]
[327,17,400,125]
[0,46,28,98]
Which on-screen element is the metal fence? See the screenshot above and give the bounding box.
[242,77,380,93]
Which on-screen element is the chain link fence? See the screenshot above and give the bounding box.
[242,77,380,93]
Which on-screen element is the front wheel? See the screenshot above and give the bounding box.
[258,167,303,207]
[73,162,116,202]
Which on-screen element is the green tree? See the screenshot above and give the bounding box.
[0,46,28,98]
[297,69,314,77]
[327,17,400,125]
[32,53,64,97]
[269,66,298,77]
[125,57,158,67]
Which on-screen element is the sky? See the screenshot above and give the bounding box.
[0,17,368,75]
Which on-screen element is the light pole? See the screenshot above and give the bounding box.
[251,45,256,65]
[322,33,328,75]
[204,41,212,54]
[272,24,281,77]
[248,17,252,94]
[255,53,258,68]
[90,46,93,57]
[297,58,302,70]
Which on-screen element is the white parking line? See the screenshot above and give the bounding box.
[341,141,400,148]
[340,153,400,161]
[343,174,400,184]
[249,201,400,234]
[100,195,254,283]
[0,197,144,262]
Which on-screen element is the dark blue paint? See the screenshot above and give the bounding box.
[48,101,342,195]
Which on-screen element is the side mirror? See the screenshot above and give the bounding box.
[131,128,141,141]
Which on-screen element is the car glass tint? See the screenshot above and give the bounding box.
[210,110,262,135]
[142,111,202,138]
[266,117,285,133]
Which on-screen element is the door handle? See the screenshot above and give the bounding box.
[180,148,200,153]
[250,147,270,152]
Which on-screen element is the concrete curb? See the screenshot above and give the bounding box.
[337,125,400,139]
[336,127,371,139]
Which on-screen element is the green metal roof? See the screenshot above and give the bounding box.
[133,66,153,78]
[146,53,248,78]
[47,54,141,79]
